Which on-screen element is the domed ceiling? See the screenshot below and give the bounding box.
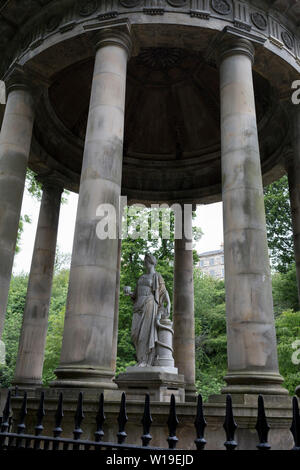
[37,46,287,203]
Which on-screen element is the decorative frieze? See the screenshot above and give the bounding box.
[120,0,141,7]
[268,16,283,49]
[233,0,250,32]
[281,30,294,51]
[251,11,267,31]
[190,0,210,19]
[167,0,188,6]
[1,0,299,79]
[78,0,99,16]
[211,0,232,16]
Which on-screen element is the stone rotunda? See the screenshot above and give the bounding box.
[0,0,299,449]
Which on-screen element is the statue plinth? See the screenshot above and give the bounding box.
[116,318,185,402]
[115,367,185,403]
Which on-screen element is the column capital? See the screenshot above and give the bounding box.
[3,66,32,96]
[3,65,49,99]
[92,21,132,58]
[218,37,255,64]
[36,172,65,194]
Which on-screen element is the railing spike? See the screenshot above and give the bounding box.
[223,394,237,451]
[141,394,152,447]
[1,390,11,432]
[17,392,27,435]
[34,391,45,450]
[291,396,300,451]
[117,392,128,445]
[73,392,84,441]
[255,395,271,450]
[194,394,207,450]
[167,394,179,449]
[95,393,106,443]
[35,391,45,435]
[53,392,64,438]
[117,392,128,444]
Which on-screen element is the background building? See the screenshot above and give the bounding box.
[199,245,224,280]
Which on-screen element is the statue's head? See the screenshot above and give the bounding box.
[144,253,157,269]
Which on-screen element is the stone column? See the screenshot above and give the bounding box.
[0,71,35,338]
[173,205,196,401]
[219,37,286,395]
[13,179,63,389]
[287,105,300,303]
[53,25,131,389]
[111,238,122,371]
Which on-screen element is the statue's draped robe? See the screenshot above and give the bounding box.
[131,272,166,366]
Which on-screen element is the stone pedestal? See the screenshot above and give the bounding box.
[115,367,185,403]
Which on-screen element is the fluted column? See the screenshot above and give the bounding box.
[53,25,131,388]
[0,70,35,338]
[287,105,300,303]
[219,37,287,395]
[13,178,63,388]
[173,205,196,401]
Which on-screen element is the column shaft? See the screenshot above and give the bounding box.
[111,238,122,371]
[173,206,196,400]
[53,28,131,388]
[219,38,286,395]
[0,86,34,338]
[288,106,300,302]
[13,183,62,388]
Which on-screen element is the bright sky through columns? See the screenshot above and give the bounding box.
[13,190,224,274]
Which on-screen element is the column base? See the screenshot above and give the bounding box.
[185,383,197,402]
[51,365,118,390]
[222,371,289,395]
[12,378,43,395]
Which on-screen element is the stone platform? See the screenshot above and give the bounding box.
[9,390,295,450]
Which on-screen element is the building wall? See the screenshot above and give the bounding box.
[198,249,224,280]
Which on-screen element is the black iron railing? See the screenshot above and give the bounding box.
[0,390,299,451]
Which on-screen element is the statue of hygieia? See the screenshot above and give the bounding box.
[124,254,171,367]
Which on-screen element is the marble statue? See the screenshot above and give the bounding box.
[127,253,171,367]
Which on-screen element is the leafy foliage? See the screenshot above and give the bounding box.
[272,264,299,315]
[264,176,294,273]
[276,310,300,393]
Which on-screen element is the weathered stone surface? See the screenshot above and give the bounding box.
[173,207,196,401]
[13,183,62,388]
[287,105,300,303]
[53,27,131,389]
[219,37,287,395]
[0,85,34,338]
[10,391,295,450]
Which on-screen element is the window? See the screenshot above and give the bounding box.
[200,260,204,267]
[210,270,215,277]
[209,258,215,266]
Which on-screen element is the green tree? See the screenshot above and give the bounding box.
[276,310,300,394]
[272,264,299,315]
[0,275,28,387]
[264,176,294,273]
[194,269,227,400]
